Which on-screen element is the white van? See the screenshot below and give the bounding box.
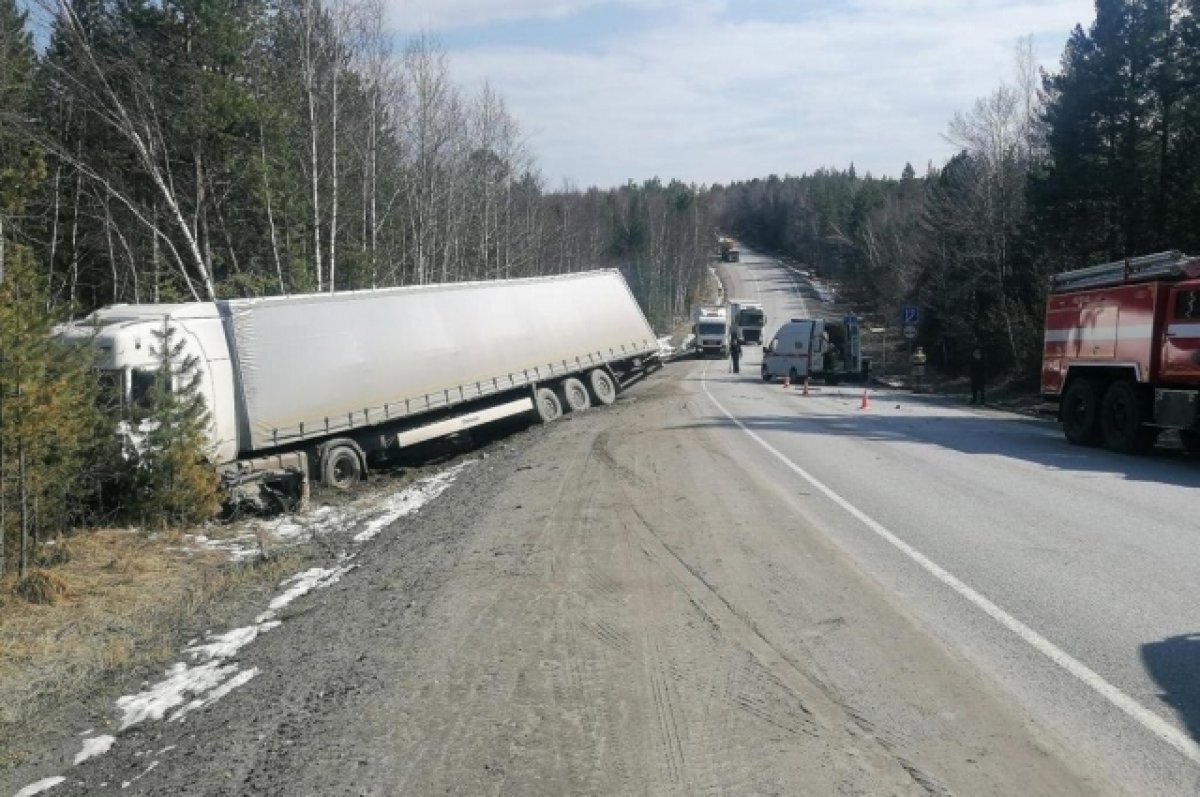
[762,316,866,384]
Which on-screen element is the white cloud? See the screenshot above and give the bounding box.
[436,1,1096,187]
[389,0,690,32]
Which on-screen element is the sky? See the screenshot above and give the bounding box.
[389,0,1096,188]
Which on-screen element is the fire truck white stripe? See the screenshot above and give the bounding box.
[1166,322,1200,338]
[701,365,1200,767]
[1043,323,1155,344]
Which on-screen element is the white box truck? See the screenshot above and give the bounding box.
[761,315,868,385]
[58,270,659,491]
[727,299,766,345]
[692,305,730,358]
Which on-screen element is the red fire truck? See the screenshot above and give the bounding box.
[1042,250,1200,453]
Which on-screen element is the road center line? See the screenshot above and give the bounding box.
[699,363,1200,767]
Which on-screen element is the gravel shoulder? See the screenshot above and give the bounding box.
[14,365,1103,796]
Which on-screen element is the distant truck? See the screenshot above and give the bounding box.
[718,237,741,263]
[692,305,730,358]
[761,316,867,384]
[1042,250,1200,453]
[58,271,661,492]
[727,299,766,345]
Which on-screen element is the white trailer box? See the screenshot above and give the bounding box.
[229,270,657,451]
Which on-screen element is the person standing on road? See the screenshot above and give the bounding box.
[730,334,742,374]
[969,348,987,405]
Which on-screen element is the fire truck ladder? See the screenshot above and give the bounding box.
[1049,250,1194,292]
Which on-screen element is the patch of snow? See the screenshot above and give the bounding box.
[256,565,354,624]
[170,668,259,722]
[184,625,265,662]
[353,463,471,543]
[14,777,66,797]
[115,660,240,730]
[74,734,116,765]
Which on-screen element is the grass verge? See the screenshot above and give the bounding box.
[0,528,300,772]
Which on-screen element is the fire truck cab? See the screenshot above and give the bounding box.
[1042,251,1200,453]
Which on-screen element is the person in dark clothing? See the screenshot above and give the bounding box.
[729,334,742,374]
[969,348,986,404]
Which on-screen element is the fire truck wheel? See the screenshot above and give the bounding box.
[1100,380,1156,454]
[1061,378,1101,446]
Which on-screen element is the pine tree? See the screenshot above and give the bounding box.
[1036,1,1179,262]
[131,319,220,527]
[0,250,101,579]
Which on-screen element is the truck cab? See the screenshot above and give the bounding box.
[728,300,766,345]
[56,305,239,466]
[762,316,864,384]
[692,305,730,358]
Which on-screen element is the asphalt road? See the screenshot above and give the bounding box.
[9,250,1198,796]
[715,247,1200,795]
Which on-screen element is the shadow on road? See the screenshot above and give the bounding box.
[670,400,1200,489]
[1142,634,1200,743]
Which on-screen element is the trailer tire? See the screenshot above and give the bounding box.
[1061,378,1101,446]
[588,369,618,406]
[1100,381,1156,454]
[788,367,801,383]
[558,377,591,413]
[534,387,563,423]
[321,444,363,490]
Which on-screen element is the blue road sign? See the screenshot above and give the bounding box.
[902,305,920,325]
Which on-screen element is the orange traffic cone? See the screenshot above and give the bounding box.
[859,389,871,410]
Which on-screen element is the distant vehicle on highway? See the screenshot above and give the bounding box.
[692,304,730,358]
[1042,250,1200,453]
[727,299,766,345]
[761,316,868,385]
[718,237,741,262]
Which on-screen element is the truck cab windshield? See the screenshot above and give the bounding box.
[129,368,165,411]
[698,322,725,336]
[739,310,764,325]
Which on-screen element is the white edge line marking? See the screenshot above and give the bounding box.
[699,361,1200,767]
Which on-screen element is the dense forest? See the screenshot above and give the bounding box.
[717,1,1200,379]
[0,0,710,577]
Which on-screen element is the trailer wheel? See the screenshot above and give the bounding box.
[534,387,563,423]
[788,367,801,383]
[1061,378,1101,446]
[1100,381,1156,454]
[588,369,618,406]
[558,377,592,413]
[321,444,363,490]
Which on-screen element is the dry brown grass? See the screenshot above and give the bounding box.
[0,529,298,770]
[14,570,70,605]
